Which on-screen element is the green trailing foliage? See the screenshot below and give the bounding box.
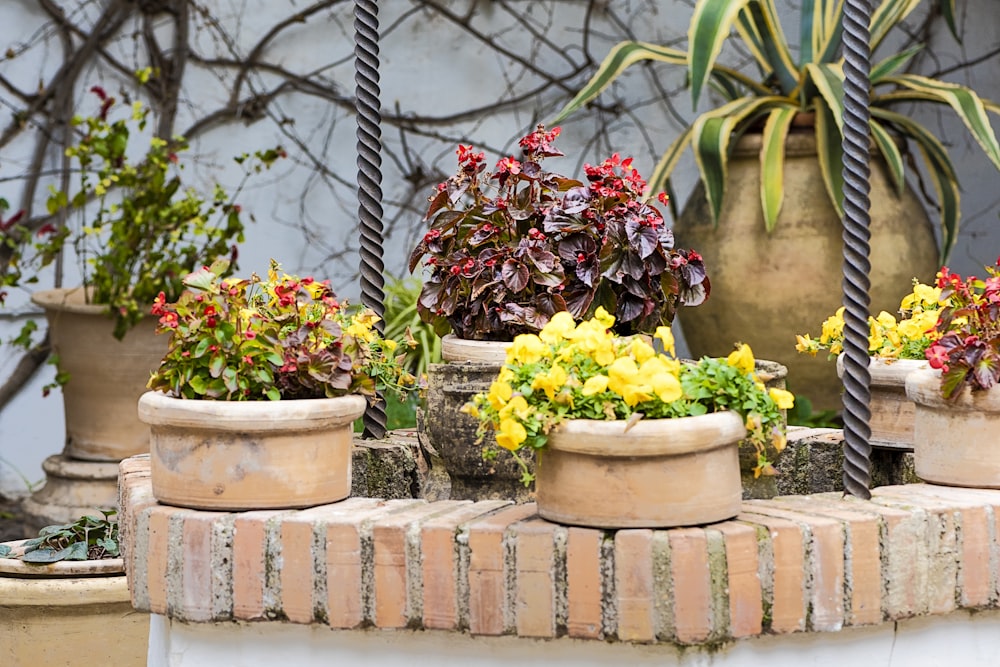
[0,509,119,563]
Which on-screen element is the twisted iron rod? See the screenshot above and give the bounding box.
[841,0,874,499]
[355,0,387,440]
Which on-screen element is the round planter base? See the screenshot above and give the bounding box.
[20,455,120,531]
[536,412,745,529]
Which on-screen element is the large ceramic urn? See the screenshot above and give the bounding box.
[675,131,939,411]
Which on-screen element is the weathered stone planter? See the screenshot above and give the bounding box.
[138,391,367,510]
[537,411,746,528]
[838,355,927,450]
[422,335,535,502]
[740,359,788,499]
[0,540,149,665]
[906,367,1000,488]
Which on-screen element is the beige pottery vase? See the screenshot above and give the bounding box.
[138,391,366,510]
[674,131,939,411]
[905,368,1000,488]
[837,355,928,450]
[0,541,149,665]
[32,287,166,461]
[536,411,746,528]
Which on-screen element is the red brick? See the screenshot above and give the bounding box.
[737,512,806,634]
[467,503,538,635]
[669,528,712,644]
[232,510,287,621]
[372,501,467,628]
[711,522,762,638]
[146,505,184,615]
[420,501,511,630]
[615,529,655,642]
[515,519,559,638]
[180,512,228,622]
[565,527,603,639]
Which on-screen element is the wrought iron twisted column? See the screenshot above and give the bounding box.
[355,0,387,439]
[841,0,874,499]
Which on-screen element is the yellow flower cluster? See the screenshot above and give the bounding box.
[465,308,793,481]
[796,282,943,360]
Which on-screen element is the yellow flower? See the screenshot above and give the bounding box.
[820,307,845,344]
[495,418,527,451]
[460,402,480,419]
[901,282,942,311]
[649,370,681,403]
[593,306,615,329]
[795,334,820,356]
[581,375,609,396]
[630,338,656,363]
[509,334,547,365]
[499,394,533,421]
[654,326,675,356]
[531,363,568,401]
[383,339,398,353]
[768,388,795,410]
[486,380,512,410]
[726,343,755,375]
[539,312,576,344]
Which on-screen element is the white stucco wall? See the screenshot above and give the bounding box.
[148,610,1000,667]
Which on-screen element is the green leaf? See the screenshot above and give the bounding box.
[803,62,844,133]
[870,0,921,52]
[812,96,844,219]
[647,125,694,204]
[760,106,798,231]
[688,0,752,109]
[21,548,61,563]
[869,118,905,196]
[940,0,959,42]
[209,353,225,378]
[870,45,922,83]
[879,74,1000,172]
[189,375,207,395]
[733,0,799,96]
[871,107,961,263]
[0,545,11,558]
[193,337,211,359]
[266,387,281,401]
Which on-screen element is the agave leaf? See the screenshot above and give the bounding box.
[940,0,959,42]
[733,0,798,96]
[870,0,921,52]
[760,106,798,231]
[879,74,1000,172]
[812,96,844,219]
[870,45,923,83]
[688,0,752,109]
[691,96,789,222]
[813,0,845,64]
[804,62,844,133]
[871,107,960,262]
[550,41,685,123]
[869,118,906,196]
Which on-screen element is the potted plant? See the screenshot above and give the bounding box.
[0,509,148,665]
[139,259,413,510]
[796,280,943,448]
[552,0,1000,410]
[905,259,1000,488]
[463,309,793,528]
[408,125,710,499]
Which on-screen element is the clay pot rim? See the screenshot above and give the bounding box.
[0,540,124,578]
[905,367,1000,412]
[138,390,367,431]
[837,354,929,388]
[441,334,512,364]
[547,410,746,458]
[30,286,115,316]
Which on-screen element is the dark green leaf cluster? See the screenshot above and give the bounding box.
[0,509,119,563]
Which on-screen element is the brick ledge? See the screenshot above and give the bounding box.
[118,456,1000,646]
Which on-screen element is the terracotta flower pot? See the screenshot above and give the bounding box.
[32,287,166,461]
[905,368,1000,488]
[0,541,149,665]
[138,391,367,510]
[838,355,928,450]
[535,411,746,529]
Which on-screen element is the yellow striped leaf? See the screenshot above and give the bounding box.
[689,0,752,109]
[647,125,695,205]
[760,106,798,231]
[733,0,798,95]
[869,118,905,196]
[813,97,844,219]
[870,0,921,51]
[804,62,844,132]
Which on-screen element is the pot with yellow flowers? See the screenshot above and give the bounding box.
[138,260,413,510]
[905,260,1000,488]
[796,280,943,450]
[463,309,792,529]
[409,126,710,501]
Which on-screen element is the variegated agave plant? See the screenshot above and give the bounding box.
[552,0,1000,262]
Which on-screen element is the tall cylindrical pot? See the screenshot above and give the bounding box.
[32,287,166,461]
[905,368,1000,488]
[675,131,938,411]
[536,411,746,529]
[138,391,366,510]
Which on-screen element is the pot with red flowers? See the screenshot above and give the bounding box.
[905,259,1000,488]
[408,125,710,500]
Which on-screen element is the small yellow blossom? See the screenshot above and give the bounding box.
[531,363,568,401]
[726,343,755,375]
[654,326,675,356]
[539,312,576,344]
[768,387,795,410]
[581,375,609,396]
[509,333,547,365]
[593,306,615,329]
[496,418,527,451]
